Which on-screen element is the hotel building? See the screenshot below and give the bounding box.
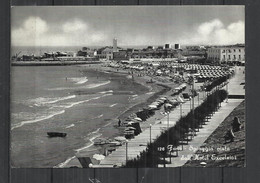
[207,46,245,64]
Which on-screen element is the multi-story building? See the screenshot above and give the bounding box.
[174,44,181,49]
[207,46,245,63]
[97,47,114,60]
[113,50,128,61]
[164,44,171,49]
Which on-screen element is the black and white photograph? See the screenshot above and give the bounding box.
[10,6,245,168]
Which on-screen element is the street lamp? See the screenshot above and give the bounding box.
[125,140,128,163]
[198,92,200,106]
[190,97,192,111]
[149,124,152,144]
[226,78,229,103]
[167,111,170,129]
[180,103,182,117]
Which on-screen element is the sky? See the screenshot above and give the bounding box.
[11,6,245,47]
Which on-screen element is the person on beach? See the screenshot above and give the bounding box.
[231,116,242,132]
[118,119,121,127]
[224,129,235,143]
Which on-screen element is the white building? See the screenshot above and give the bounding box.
[97,47,114,60]
[207,46,245,63]
[174,44,181,49]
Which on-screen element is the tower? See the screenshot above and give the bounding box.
[113,38,117,52]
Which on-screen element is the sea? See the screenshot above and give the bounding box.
[10,65,149,168]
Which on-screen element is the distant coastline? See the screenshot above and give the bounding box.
[11,61,101,66]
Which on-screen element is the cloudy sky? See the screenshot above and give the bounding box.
[11,6,244,47]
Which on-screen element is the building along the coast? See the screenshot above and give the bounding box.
[77,47,97,57]
[97,47,114,60]
[174,44,181,49]
[207,46,245,64]
[113,50,128,61]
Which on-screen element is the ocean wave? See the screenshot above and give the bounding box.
[68,77,88,84]
[65,124,75,129]
[11,110,65,130]
[109,103,117,107]
[85,81,111,89]
[75,133,102,152]
[54,127,103,167]
[26,95,76,107]
[146,92,155,95]
[48,81,111,91]
[92,114,103,119]
[103,122,112,128]
[54,155,76,168]
[89,128,101,135]
[12,94,112,130]
[99,90,113,94]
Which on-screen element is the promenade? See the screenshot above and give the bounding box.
[99,92,206,167]
[164,66,245,167]
[99,66,245,167]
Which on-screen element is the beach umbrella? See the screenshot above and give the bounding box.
[165,103,172,107]
[127,121,135,126]
[124,130,135,135]
[93,154,105,161]
[148,104,158,109]
[157,99,165,104]
[125,127,136,131]
[134,117,142,121]
[109,141,122,146]
[114,136,126,142]
[160,97,167,101]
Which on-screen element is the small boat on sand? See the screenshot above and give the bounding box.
[47,132,67,138]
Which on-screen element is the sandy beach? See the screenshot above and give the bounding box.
[62,63,182,167]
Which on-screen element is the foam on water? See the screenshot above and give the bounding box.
[103,122,112,128]
[12,94,112,130]
[74,134,102,153]
[48,80,111,91]
[92,114,103,119]
[26,95,76,107]
[99,90,113,94]
[146,91,155,95]
[68,77,88,84]
[65,124,75,129]
[11,110,65,130]
[86,81,111,89]
[109,103,117,107]
[54,155,76,168]
[89,128,101,135]
[53,126,103,168]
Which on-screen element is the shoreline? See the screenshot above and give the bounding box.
[60,64,176,168]
[11,61,101,66]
